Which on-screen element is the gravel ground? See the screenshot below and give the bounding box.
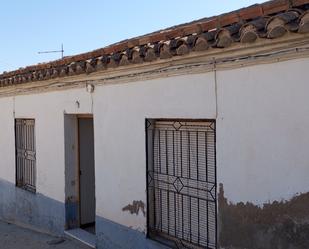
[0,220,90,249]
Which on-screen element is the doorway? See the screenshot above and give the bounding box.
[64,115,96,236]
[78,117,95,233]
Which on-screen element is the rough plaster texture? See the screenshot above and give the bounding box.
[0,88,93,202]
[15,90,93,202]
[216,58,309,205]
[0,97,15,184]
[218,183,309,249]
[93,73,216,232]
[0,58,309,248]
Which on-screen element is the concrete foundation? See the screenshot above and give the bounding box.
[0,178,65,235]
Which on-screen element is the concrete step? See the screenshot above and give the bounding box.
[64,228,95,248]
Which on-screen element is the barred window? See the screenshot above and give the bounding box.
[15,119,36,192]
[146,120,217,249]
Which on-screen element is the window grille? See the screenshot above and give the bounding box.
[15,119,36,192]
[146,120,216,249]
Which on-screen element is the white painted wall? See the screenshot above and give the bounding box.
[217,58,309,205]
[93,73,216,231]
[0,57,309,234]
[0,97,15,184]
[1,88,93,202]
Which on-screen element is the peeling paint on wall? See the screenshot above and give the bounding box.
[218,183,309,249]
[122,201,146,216]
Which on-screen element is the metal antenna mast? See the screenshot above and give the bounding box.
[38,44,64,58]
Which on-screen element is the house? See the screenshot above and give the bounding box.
[1,0,309,248]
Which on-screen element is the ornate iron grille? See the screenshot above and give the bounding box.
[15,119,36,192]
[146,120,216,249]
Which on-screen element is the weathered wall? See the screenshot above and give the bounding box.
[0,88,93,233]
[0,57,309,248]
[93,73,217,234]
[0,178,65,234]
[13,89,93,202]
[216,58,309,248]
[218,183,309,249]
[0,72,216,244]
[0,97,15,184]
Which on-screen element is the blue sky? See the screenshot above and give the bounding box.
[0,0,265,73]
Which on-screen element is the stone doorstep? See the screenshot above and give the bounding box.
[64,228,95,248]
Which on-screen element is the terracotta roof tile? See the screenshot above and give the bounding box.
[1,0,309,87]
[262,0,290,15]
[292,0,309,6]
[238,5,264,20]
[219,12,241,27]
[200,19,219,32]
[127,38,140,48]
[182,24,202,36]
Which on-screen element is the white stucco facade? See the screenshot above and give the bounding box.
[217,58,309,205]
[0,57,309,245]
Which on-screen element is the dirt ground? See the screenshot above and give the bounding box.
[0,220,90,249]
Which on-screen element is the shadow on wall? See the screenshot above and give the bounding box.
[0,178,65,235]
[218,183,309,249]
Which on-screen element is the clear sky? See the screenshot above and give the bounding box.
[0,0,265,73]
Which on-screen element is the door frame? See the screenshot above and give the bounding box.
[77,115,95,228]
[64,113,95,230]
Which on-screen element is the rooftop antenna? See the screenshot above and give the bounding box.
[38,44,64,59]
